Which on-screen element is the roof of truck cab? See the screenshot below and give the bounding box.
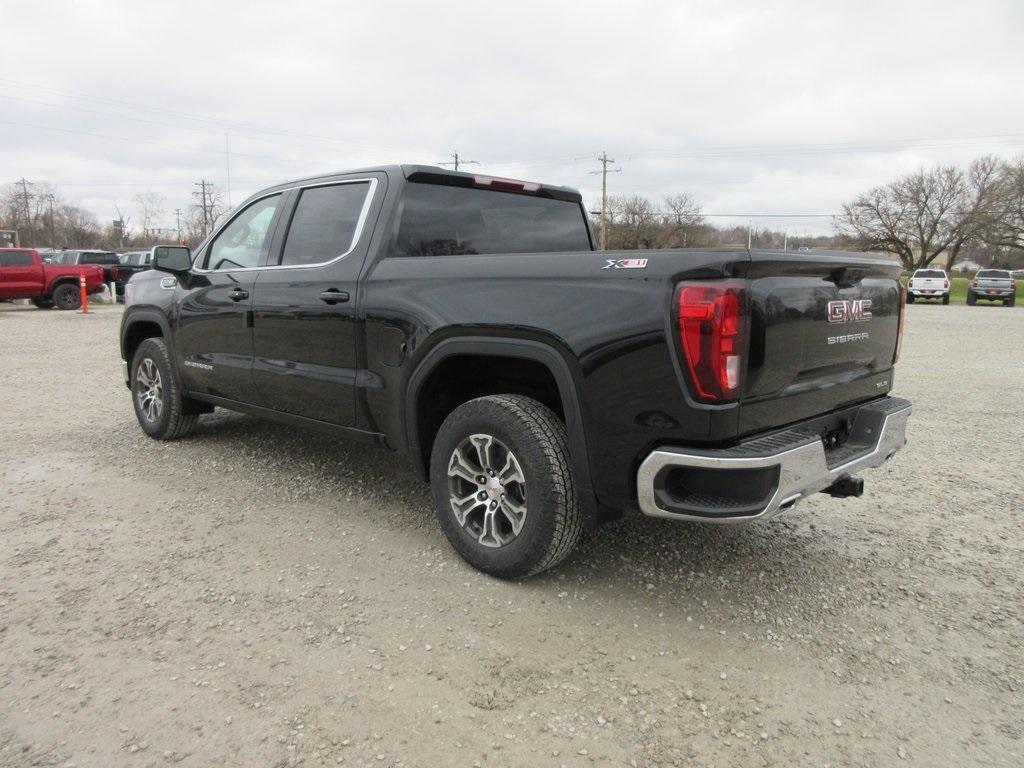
[248,164,583,202]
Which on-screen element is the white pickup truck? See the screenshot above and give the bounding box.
[907,268,950,304]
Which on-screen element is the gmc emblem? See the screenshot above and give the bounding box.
[827,299,872,323]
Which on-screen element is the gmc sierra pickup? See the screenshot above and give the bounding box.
[119,165,912,578]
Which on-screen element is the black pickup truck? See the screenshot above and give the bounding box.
[119,165,912,578]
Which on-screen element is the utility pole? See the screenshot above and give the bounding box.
[174,208,183,244]
[17,178,33,234]
[747,222,753,250]
[45,193,56,247]
[783,231,788,251]
[438,151,479,173]
[193,180,211,239]
[225,134,232,208]
[589,152,621,251]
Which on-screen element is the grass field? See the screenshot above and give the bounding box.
[901,275,1022,305]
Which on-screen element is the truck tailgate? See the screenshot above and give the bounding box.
[738,251,903,436]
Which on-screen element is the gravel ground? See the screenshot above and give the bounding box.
[0,302,1021,768]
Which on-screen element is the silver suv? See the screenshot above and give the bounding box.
[906,268,950,304]
[968,269,1017,307]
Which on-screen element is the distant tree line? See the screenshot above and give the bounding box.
[0,181,227,251]
[835,156,1024,270]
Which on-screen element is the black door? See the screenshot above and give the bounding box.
[251,177,381,426]
[175,193,286,404]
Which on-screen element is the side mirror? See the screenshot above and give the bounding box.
[152,245,192,274]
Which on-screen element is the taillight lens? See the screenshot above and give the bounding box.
[908,279,914,288]
[677,281,745,402]
[943,279,949,289]
[971,279,978,288]
[894,283,907,363]
[111,266,120,279]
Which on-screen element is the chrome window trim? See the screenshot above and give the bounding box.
[191,177,379,274]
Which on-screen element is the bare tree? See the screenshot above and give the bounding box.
[835,158,1002,270]
[658,193,703,247]
[606,194,658,249]
[133,191,166,242]
[982,157,1024,251]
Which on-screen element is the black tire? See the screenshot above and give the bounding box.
[52,283,81,310]
[429,394,583,579]
[1005,296,1015,307]
[942,294,950,305]
[31,297,55,309]
[906,293,915,304]
[966,291,976,306]
[130,337,200,440]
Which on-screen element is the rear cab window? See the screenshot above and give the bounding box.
[976,270,1010,279]
[0,250,34,266]
[913,270,945,278]
[279,181,372,266]
[80,252,119,265]
[392,180,592,257]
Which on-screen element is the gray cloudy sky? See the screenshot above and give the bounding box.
[3,0,1023,236]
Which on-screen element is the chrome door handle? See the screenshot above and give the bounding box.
[229,288,249,302]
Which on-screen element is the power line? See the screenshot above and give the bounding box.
[0,77,417,157]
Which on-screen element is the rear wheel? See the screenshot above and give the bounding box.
[906,293,915,304]
[31,297,54,309]
[942,293,950,305]
[966,291,976,306]
[131,337,200,440]
[52,283,81,310]
[1005,296,1015,307]
[429,394,583,579]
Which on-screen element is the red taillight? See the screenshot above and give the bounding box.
[943,279,949,289]
[677,281,745,402]
[971,279,978,288]
[111,266,120,279]
[1012,281,1017,290]
[908,279,914,288]
[894,283,907,363]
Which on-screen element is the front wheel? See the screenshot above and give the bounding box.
[131,337,200,440]
[429,395,583,579]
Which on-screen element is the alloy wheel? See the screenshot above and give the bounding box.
[446,433,527,548]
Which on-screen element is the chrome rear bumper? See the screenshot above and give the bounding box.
[636,397,911,523]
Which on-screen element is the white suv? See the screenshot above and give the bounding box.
[907,268,950,304]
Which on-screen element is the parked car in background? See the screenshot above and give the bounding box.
[57,249,141,300]
[907,268,950,304]
[120,250,153,268]
[968,269,1016,307]
[0,248,105,309]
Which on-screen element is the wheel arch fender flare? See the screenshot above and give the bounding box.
[404,336,597,518]
[121,309,175,365]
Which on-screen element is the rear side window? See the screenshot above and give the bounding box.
[393,183,591,257]
[915,270,945,278]
[1,250,34,266]
[977,269,1010,278]
[280,182,371,266]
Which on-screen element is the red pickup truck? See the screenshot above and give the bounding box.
[0,248,106,310]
